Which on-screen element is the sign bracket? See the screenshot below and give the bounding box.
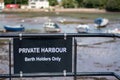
[19,33,22,40]
[64,33,67,40]
[63,70,66,77]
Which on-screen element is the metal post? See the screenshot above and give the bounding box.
[74,38,77,80]
[113,73,120,80]
[9,39,12,80]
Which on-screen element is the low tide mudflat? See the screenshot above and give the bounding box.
[0,11,120,80]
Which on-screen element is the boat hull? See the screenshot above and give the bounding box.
[44,22,61,33]
[76,24,89,33]
[44,27,60,32]
[4,26,25,32]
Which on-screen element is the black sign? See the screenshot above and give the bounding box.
[13,38,72,73]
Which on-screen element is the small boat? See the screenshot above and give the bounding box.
[94,18,109,28]
[4,25,25,32]
[76,24,90,33]
[107,28,120,34]
[43,22,61,33]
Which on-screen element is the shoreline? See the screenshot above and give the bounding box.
[2,8,106,13]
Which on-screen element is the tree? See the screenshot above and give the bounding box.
[98,0,108,9]
[83,0,107,9]
[4,0,13,4]
[83,0,94,8]
[75,0,84,7]
[106,0,120,11]
[4,0,28,5]
[62,0,77,8]
[21,0,28,4]
[48,0,58,6]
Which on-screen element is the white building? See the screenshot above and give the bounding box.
[0,0,4,9]
[28,0,49,9]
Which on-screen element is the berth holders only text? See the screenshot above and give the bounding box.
[25,57,61,62]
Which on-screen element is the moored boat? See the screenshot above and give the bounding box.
[76,24,90,33]
[107,28,120,34]
[43,21,61,33]
[94,18,109,28]
[4,25,25,32]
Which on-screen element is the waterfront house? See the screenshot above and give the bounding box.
[28,0,49,9]
[0,0,4,10]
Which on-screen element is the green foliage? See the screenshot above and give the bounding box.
[106,0,120,11]
[83,0,107,8]
[4,0,13,4]
[62,0,77,8]
[4,0,28,5]
[75,0,84,7]
[21,0,28,4]
[48,0,58,6]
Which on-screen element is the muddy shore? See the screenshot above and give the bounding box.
[2,8,106,13]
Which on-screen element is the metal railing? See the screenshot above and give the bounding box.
[0,33,120,38]
[0,33,120,80]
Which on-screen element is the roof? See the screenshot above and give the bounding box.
[0,0,4,2]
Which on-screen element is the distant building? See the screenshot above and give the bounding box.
[6,4,20,9]
[28,0,49,9]
[0,0,4,9]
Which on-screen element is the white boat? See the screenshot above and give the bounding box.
[107,28,120,34]
[76,24,90,33]
[94,18,109,28]
[44,22,61,33]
